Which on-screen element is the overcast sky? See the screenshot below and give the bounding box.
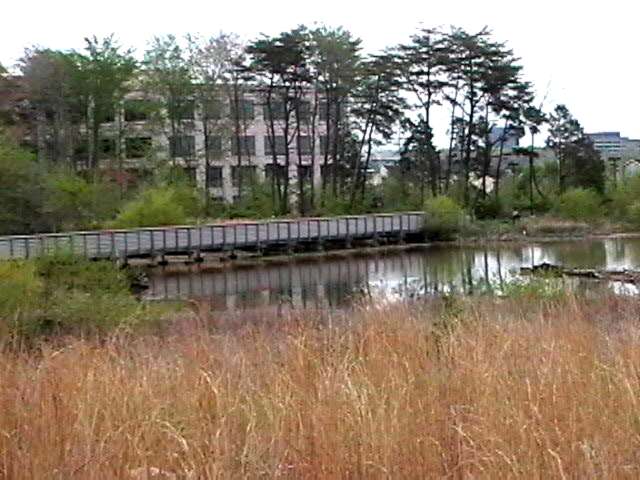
[2,0,638,147]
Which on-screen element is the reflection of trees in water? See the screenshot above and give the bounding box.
[546,241,607,269]
[607,238,640,270]
[148,241,636,310]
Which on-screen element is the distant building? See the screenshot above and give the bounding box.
[586,131,640,178]
[489,126,525,152]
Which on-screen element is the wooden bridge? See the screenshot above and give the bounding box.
[0,212,426,262]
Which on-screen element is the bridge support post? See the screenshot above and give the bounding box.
[116,252,128,269]
[191,250,204,263]
[345,236,353,249]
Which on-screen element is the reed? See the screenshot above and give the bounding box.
[1,293,639,478]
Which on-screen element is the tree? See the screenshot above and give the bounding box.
[546,104,604,193]
[443,28,528,206]
[309,26,362,202]
[143,36,195,173]
[19,48,84,165]
[400,116,439,202]
[394,27,448,196]
[349,56,405,207]
[0,131,46,234]
[546,104,583,193]
[187,33,242,206]
[247,27,312,214]
[75,35,137,172]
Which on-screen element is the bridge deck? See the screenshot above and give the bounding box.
[0,212,425,261]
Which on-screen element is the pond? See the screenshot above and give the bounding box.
[145,237,640,310]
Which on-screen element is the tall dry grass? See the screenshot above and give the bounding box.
[1,294,640,478]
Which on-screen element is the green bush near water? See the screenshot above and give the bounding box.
[0,253,160,340]
[554,188,603,221]
[111,184,203,228]
[423,196,464,240]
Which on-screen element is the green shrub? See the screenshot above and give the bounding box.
[112,185,203,228]
[473,198,502,219]
[45,172,121,231]
[627,201,640,228]
[424,196,464,240]
[0,253,157,340]
[609,175,640,222]
[554,188,603,221]
[0,132,47,235]
[225,182,277,219]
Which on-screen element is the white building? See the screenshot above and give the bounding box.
[94,89,329,203]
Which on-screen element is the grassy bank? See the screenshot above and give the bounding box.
[1,292,640,478]
[460,215,634,242]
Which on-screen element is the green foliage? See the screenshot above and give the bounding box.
[554,188,603,221]
[380,176,422,212]
[0,133,47,234]
[424,196,464,240]
[502,276,566,302]
[225,181,277,219]
[0,253,155,340]
[609,175,640,223]
[473,197,502,219]
[45,171,120,230]
[626,201,640,228]
[112,184,203,228]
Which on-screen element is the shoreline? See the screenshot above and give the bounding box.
[140,230,640,276]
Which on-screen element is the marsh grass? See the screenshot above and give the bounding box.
[1,292,640,478]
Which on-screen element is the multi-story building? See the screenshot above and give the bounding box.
[95,90,329,203]
[586,131,640,178]
[0,73,330,204]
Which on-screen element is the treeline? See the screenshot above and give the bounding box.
[0,25,621,235]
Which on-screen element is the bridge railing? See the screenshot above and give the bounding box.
[0,212,426,260]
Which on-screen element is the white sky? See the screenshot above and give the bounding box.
[1,0,638,147]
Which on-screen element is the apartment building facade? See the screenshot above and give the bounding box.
[586,131,640,178]
[77,88,330,203]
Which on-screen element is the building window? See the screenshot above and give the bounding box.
[231,99,255,121]
[183,167,197,184]
[206,136,223,158]
[321,164,334,182]
[207,166,223,188]
[124,100,150,122]
[298,165,313,181]
[170,135,195,158]
[231,136,256,156]
[125,137,152,158]
[73,139,89,163]
[175,99,195,120]
[265,163,287,182]
[100,106,116,124]
[297,136,312,155]
[264,135,287,156]
[319,135,331,156]
[99,138,117,158]
[204,98,225,120]
[263,101,286,121]
[295,100,311,122]
[231,165,257,187]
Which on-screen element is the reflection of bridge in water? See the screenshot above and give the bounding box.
[147,246,527,310]
[147,238,640,310]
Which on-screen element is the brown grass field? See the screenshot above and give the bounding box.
[1,292,640,478]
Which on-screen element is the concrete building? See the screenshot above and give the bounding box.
[0,73,330,204]
[94,90,328,203]
[586,131,640,179]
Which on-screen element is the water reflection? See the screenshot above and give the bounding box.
[146,238,640,310]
